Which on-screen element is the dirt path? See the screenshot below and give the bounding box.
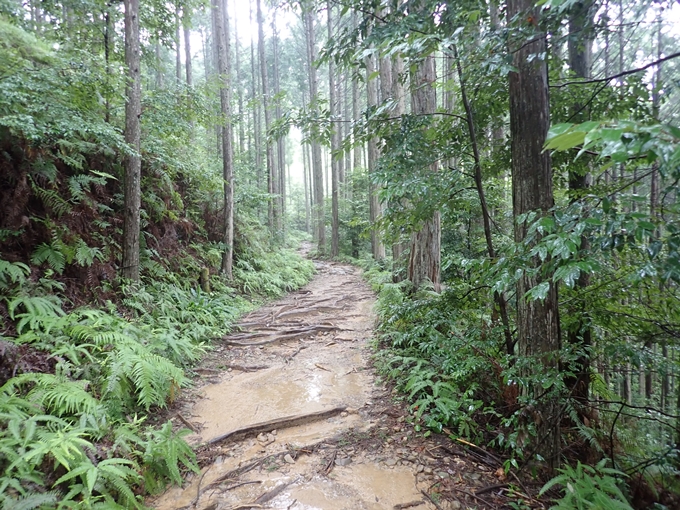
[151,256,507,510]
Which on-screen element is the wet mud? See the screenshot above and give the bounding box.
[151,255,506,510]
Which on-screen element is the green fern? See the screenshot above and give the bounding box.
[0,491,59,510]
[32,185,72,218]
[143,421,198,491]
[3,373,101,418]
[0,259,30,289]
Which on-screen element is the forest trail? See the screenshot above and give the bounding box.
[151,251,497,510]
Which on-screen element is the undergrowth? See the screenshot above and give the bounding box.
[0,243,314,508]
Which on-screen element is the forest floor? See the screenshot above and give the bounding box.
[150,248,516,510]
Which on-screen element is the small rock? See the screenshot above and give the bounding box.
[284,454,295,464]
[267,433,276,442]
[271,430,277,436]
[424,467,433,475]
[385,458,398,467]
[408,455,417,462]
[437,471,449,479]
[257,433,267,442]
[416,465,424,473]
[341,411,348,418]
[468,472,481,481]
[335,457,352,467]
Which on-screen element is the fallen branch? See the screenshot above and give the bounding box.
[315,363,331,372]
[254,480,293,504]
[205,406,347,446]
[176,413,198,433]
[393,500,425,509]
[225,365,269,372]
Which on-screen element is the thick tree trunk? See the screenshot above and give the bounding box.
[407,51,440,292]
[508,0,561,469]
[212,0,234,278]
[122,0,141,282]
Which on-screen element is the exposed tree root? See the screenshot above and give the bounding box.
[204,406,347,445]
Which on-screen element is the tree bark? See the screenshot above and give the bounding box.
[183,8,193,86]
[122,0,142,282]
[366,50,384,260]
[234,0,245,155]
[407,50,440,292]
[213,0,234,278]
[272,11,285,237]
[508,0,561,469]
[566,0,594,419]
[328,0,339,257]
[257,0,278,236]
[304,8,325,254]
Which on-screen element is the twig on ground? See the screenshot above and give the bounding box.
[420,490,444,510]
[176,413,198,433]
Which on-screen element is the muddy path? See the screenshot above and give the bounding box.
[151,257,511,510]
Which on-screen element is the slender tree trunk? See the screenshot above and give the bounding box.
[366,51,384,260]
[272,12,285,237]
[104,6,112,122]
[184,9,193,86]
[257,0,278,236]
[566,0,595,418]
[304,8,325,254]
[508,0,561,469]
[212,0,235,278]
[351,11,362,175]
[176,6,182,83]
[122,0,142,282]
[343,75,351,185]
[328,0,339,257]
[453,44,514,355]
[234,0,245,156]
[391,55,406,271]
[407,50,440,292]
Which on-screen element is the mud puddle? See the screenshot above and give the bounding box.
[151,255,505,510]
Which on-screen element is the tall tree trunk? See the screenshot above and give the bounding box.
[391,55,407,272]
[453,43,514,355]
[328,0,339,257]
[212,0,234,278]
[234,0,245,155]
[250,4,263,191]
[351,11,362,175]
[508,0,561,469]
[407,51,440,292]
[272,12,285,237]
[304,8,325,254]
[566,0,594,419]
[175,6,182,83]
[183,8,193,86]
[366,51,384,260]
[256,0,277,236]
[122,0,141,282]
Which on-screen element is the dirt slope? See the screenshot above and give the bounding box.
[151,257,510,510]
